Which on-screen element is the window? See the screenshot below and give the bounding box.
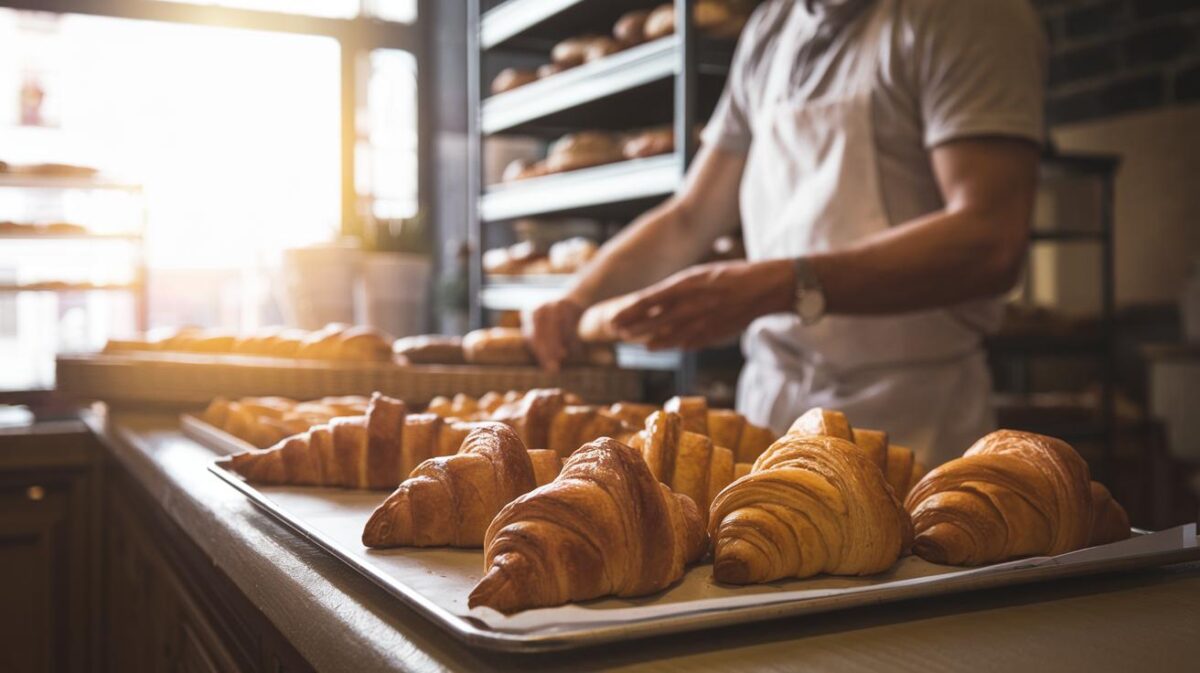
[0,1,419,390]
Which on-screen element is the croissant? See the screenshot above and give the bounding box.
[665,396,777,463]
[627,410,752,510]
[708,434,913,584]
[787,408,927,498]
[469,437,707,613]
[227,393,478,489]
[425,390,521,421]
[489,389,632,456]
[606,401,658,428]
[1088,481,1131,546]
[362,423,562,548]
[201,395,371,449]
[904,430,1129,566]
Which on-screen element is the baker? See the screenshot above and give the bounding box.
[526,0,1045,466]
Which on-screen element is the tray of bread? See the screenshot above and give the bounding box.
[58,324,638,408]
[200,389,1200,652]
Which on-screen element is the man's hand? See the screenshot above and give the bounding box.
[611,259,795,351]
[524,296,585,372]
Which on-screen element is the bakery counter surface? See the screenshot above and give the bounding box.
[91,409,1200,673]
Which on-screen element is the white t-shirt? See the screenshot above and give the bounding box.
[703,0,1047,230]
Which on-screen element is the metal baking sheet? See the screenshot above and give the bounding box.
[205,458,1199,653]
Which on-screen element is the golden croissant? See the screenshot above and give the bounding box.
[627,410,752,510]
[227,393,477,489]
[201,395,370,449]
[469,437,707,613]
[904,430,1130,566]
[708,433,913,584]
[425,390,524,421]
[787,408,927,498]
[362,423,562,548]
[489,388,632,456]
[664,396,777,463]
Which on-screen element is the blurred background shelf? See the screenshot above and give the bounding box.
[0,173,143,192]
[480,154,681,221]
[481,0,654,50]
[479,276,569,311]
[0,231,142,241]
[482,35,731,135]
[0,282,141,293]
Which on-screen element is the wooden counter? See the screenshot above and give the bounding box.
[91,410,1200,673]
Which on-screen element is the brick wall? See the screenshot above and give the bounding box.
[1037,0,1200,125]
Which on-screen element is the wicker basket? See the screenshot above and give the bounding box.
[56,353,644,409]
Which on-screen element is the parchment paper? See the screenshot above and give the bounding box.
[251,484,1197,635]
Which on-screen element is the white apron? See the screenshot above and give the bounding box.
[734,0,995,466]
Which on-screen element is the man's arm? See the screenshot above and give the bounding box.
[613,137,1039,349]
[524,143,747,370]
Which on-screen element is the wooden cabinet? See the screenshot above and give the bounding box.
[0,423,97,673]
[0,420,312,673]
[102,458,313,673]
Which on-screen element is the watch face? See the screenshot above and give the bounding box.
[798,291,825,323]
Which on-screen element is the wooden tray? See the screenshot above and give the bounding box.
[205,457,1200,653]
[57,352,643,408]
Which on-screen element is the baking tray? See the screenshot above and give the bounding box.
[204,457,1200,653]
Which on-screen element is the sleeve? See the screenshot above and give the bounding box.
[912,0,1047,148]
[700,4,774,154]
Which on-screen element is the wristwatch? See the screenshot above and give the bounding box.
[792,257,826,326]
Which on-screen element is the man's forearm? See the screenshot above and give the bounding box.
[567,198,718,306]
[809,206,1028,315]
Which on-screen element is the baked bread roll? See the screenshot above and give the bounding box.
[550,35,600,67]
[501,158,548,182]
[469,437,707,613]
[292,324,394,361]
[644,0,752,41]
[536,62,568,79]
[547,237,597,274]
[788,408,927,499]
[393,335,465,365]
[613,8,651,46]
[709,434,914,584]
[583,36,622,62]
[905,430,1130,565]
[622,126,674,159]
[462,327,533,366]
[543,131,623,173]
[226,393,478,489]
[491,67,537,94]
[361,423,562,548]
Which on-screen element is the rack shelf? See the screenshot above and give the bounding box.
[480,277,569,311]
[0,174,142,192]
[480,154,680,222]
[0,282,141,293]
[0,231,142,241]
[481,0,654,51]
[482,36,732,135]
